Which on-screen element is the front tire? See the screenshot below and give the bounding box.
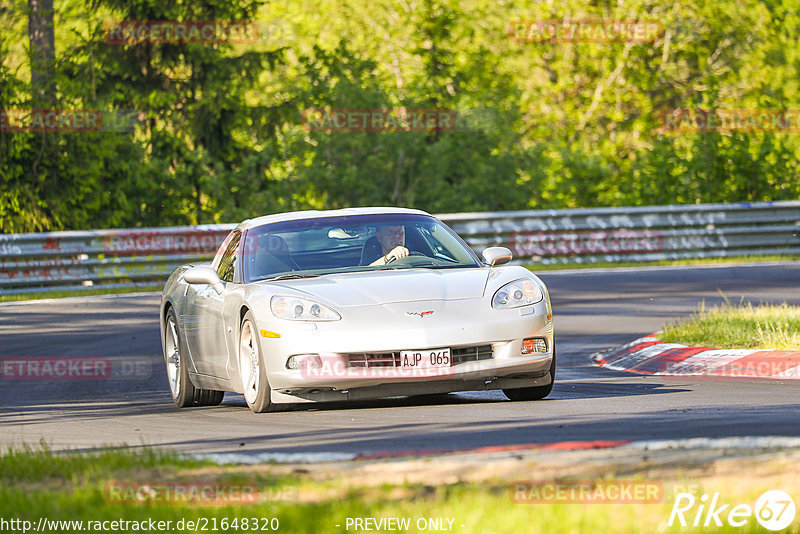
[239,311,290,413]
[164,307,224,408]
[503,346,556,401]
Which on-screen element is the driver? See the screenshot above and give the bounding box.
[367,225,409,266]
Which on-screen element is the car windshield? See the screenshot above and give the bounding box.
[241,213,480,283]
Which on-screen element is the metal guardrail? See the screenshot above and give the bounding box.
[0,225,233,295]
[1,201,799,294]
[443,201,800,266]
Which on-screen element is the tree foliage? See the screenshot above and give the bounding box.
[1,0,799,231]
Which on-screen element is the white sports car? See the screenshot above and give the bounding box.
[160,208,555,412]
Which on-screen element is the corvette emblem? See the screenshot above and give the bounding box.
[406,310,434,318]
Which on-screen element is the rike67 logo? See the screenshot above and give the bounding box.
[667,490,796,531]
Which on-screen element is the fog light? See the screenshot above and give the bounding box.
[286,354,322,370]
[521,338,548,354]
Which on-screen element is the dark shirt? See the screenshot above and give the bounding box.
[359,237,384,266]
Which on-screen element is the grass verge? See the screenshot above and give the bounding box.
[659,301,800,350]
[2,446,799,533]
[526,254,800,271]
[0,286,161,303]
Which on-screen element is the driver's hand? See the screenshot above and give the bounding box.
[385,246,409,262]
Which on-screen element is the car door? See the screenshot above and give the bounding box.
[184,230,241,378]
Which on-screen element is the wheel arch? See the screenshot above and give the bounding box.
[162,299,174,324]
[232,304,253,388]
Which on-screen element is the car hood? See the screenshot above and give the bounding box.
[264,268,491,307]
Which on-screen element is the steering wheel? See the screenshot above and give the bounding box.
[385,251,427,264]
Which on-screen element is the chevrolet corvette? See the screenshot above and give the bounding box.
[160,208,555,412]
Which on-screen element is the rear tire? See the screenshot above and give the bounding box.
[196,389,225,406]
[502,345,556,401]
[164,307,225,408]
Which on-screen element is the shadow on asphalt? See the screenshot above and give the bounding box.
[0,379,687,425]
[75,401,800,456]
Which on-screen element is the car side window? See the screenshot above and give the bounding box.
[216,231,242,282]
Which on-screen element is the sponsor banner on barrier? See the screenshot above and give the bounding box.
[0,257,87,282]
[509,229,663,258]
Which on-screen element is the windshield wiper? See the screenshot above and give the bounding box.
[265,273,320,281]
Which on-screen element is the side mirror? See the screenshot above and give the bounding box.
[482,246,513,267]
[183,266,224,294]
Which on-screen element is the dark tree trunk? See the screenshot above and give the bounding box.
[28,0,55,107]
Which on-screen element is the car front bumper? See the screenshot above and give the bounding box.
[254,299,554,403]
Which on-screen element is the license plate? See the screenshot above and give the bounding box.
[400,348,451,369]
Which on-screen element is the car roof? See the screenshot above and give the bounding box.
[237,207,432,231]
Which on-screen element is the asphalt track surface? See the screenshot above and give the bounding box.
[1,263,799,456]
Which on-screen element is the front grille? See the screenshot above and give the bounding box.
[451,345,493,365]
[346,352,401,368]
[344,345,494,368]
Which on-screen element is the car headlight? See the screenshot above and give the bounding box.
[492,279,543,309]
[271,296,341,321]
